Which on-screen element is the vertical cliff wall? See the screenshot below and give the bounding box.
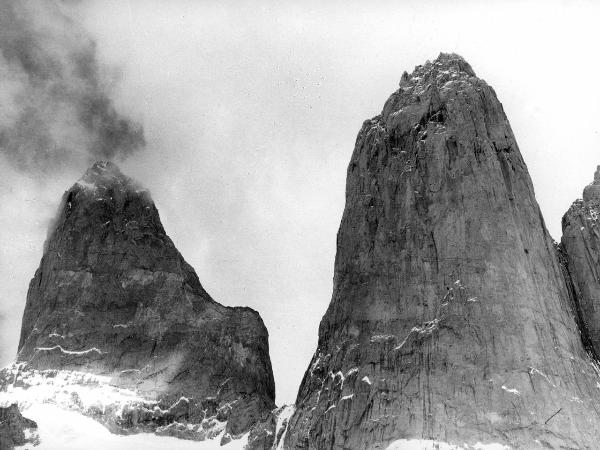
[16,161,275,441]
[284,54,600,449]
[561,167,600,357]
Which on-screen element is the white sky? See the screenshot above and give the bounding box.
[1,0,598,406]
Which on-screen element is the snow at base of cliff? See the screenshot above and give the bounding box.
[1,364,244,449]
[15,403,248,450]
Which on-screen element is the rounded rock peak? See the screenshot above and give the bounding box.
[426,52,476,77]
[82,160,124,181]
[399,52,476,89]
[75,160,144,194]
[434,52,475,72]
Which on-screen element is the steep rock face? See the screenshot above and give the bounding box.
[284,54,600,449]
[561,167,600,357]
[16,161,275,440]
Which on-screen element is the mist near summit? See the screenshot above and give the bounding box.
[1,0,599,407]
[0,0,145,368]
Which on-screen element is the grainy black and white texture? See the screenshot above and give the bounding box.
[5,48,600,449]
[16,162,275,442]
[0,0,144,172]
[561,166,600,357]
[0,404,38,449]
[284,53,600,449]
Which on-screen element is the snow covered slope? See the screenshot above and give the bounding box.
[0,363,245,449]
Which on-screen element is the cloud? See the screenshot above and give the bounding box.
[0,0,144,173]
[0,313,4,362]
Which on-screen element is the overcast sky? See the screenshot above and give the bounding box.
[1,0,599,405]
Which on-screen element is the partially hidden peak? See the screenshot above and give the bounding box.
[75,160,140,193]
[583,165,600,202]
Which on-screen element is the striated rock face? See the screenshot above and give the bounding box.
[284,54,600,449]
[561,167,600,357]
[16,161,275,441]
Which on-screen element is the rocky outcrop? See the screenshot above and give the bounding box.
[561,167,600,357]
[583,166,600,202]
[0,404,38,449]
[284,54,600,449]
[15,161,275,443]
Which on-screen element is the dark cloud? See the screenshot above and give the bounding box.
[0,0,144,172]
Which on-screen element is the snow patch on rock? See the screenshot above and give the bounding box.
[273,405,295,450]
[34,345,104,356]
[501,385,520,396]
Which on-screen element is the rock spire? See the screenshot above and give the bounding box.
[284,53,600,449]
[17,161,276,442]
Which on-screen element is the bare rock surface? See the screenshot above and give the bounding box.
[14,161,275,443]
[582,166,600,203]
[284,54,600,449]
[561,167,600,357]
[0,403,38,449]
